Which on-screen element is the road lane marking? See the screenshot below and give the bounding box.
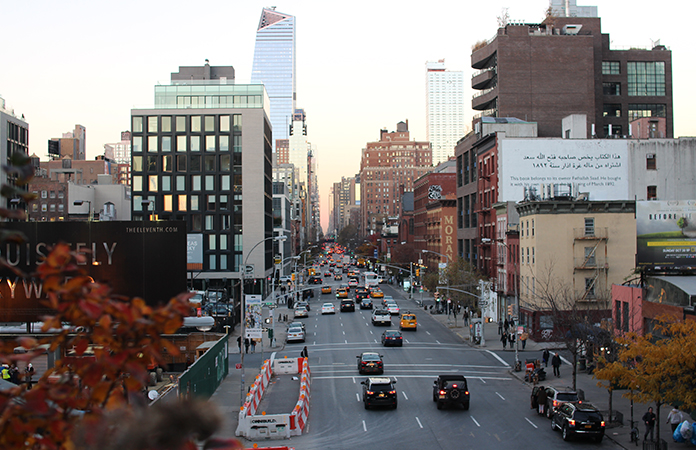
[479,378,486,383]
[343,331,346,335]
[485,350,511,367]
[362,420,367,432]
[436,340,441,344]
[402,391,408,400]
[426,331,431,335]
[525,417,538,429]
[471,416,481,427]
[345,339,348,344]
[405,339,410,343]
[496,392,505,400]
[356,393,360,401]
[416,417,423,428]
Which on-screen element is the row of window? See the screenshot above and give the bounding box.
[132,115,241,134]
[37,190,65,199]
[602,61,667,97]
[132,174,240,193]
[132,134,241,153]
[133,154,240,173]
[602,104,666,119]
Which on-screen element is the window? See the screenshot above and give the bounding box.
[41,190,47,199]
[603,104,621,117]
[205,116,215,132]
[220,115,230,132]
[526,247,529,264]
[603,82,620,96]
[177,135,187,152]
[191,136,200,152]
[526,220,529,236]
[132,117,143,132]
[148,117,158,133]
[161,116,171,132]
[178,195,187,211]
[602,61,620,75]
[162,155,173,172]
[49,191,56,199]
[176,116,186,132]
[176,175,186,191]
[603,124,623,136]
[622,301,629,332]
[532,247,535,264]
[584,218,595,236]
[647,185,657,200]
[220,136,229,152]
[584,278,596,298]
[627,62,665,96]
[584,247,596,267]
[206,135,216,152]
[177,154,187,171]
[132,136,142,153]
[628,104,666,120]
[646,154,656,170]
[531,219,534,236]
[191,116,201,132]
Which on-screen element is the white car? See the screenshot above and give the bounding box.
[321,303,336,314]
[294,307,308,318]
[286,326,306,343]
[385,301,400,315]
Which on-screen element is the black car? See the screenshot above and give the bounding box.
[381,330,403,347]
[360,298,373,309]
[433,375,470,410]
[340,299,355,312]
[308,276,323,285]
[356,351,383,375]
[355,287,370,304]
[551,401,605,442]
[361,377,397,409]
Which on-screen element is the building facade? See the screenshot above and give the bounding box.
[426,59,466,166]
[471,17,673,139]
[359,121,432,236]
[251,7,296,150]
[0,96,29,213]
[130,63,274,298]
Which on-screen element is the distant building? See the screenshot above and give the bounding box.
[549,0,598,18]
[359,121,432,235]
[471,16,673,138]
[426,60,466,165]
[51,124,86,160]
[0,96,29,214]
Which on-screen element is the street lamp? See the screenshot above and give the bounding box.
[240,234,287,405]
[73,200,92,222]
[422,249,451,315]
[141,199,152,222]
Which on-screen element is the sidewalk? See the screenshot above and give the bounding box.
[418,291,677,449]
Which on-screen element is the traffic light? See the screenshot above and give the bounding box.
[507,305,513,316]
[291,273,296,281]
[416,269,420,277]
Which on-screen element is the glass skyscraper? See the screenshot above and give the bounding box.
[426,59,465,166]
[251,7,296,150]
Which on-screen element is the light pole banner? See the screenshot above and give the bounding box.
[245,295,263,339]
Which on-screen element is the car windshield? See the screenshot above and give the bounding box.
[371,383,393,393]
[385,331,400,337]
[288,327,302,333]
[557,393,579,402]
[362,354,380,361]
[574,411,602,422]
[403,315,415,320]
[323,304,333,307]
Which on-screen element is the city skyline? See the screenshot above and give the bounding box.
[2,0,695,234]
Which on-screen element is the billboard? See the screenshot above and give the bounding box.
[499,139,629,201]
[0,221,187,322]
[636,200,696,271]
[244,295,262,339]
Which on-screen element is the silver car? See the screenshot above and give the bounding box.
[286,326,306,343]
[294,307,308,318]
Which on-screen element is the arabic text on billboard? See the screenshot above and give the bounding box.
[636,200,696,271]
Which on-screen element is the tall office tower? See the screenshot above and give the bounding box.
[251,7,296,150]
[426,59,466,165]
[288,109,308,186]
[549,0,598,18]
[130,61,274,297]
[471,16,672,138]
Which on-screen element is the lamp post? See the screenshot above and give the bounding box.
[240,234,287,406]
[73,200,93,222]
[140,199,152,222]
[422,249,451,315]
[437,286,486,346]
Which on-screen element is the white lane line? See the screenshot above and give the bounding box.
[485,350,511,368]
[416,417,423,428]
[560,355,572,366]
[525,417,538,429]
[356,393,360,401]
[496,392,505,400]
[343,331,346,335]
[479,378,486,383]
[341,323,344,327]
[362,420,367,432]
[374,339,378,343]
[370,330,374,335]
[405,339,410,343]
[436,340,441,344]
[471,416,481,427]
[402,391,409,400]
[345,339,348,344]
[426,331,431,335]
[352,377,356,384]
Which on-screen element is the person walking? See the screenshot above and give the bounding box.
[237,336,242,353]
[551,352,561,377]
[667,408,684,433]
[498,319,503,335]
[503,319,509,333]
[244,338,250,354]
[537,387,548,416]
[24,363,34,389]
[250,339,256,354]
[501,332,508,349]
[542,349,550,368]
[642,406,656,442]
[520,331,529,350]
[300,346,308,358]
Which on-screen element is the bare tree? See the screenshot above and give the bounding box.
[497,7,510,28]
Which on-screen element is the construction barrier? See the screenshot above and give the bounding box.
[236,354,311,439]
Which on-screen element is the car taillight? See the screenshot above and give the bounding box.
[389,390,396,394]
[553,400,558,407]
[366,390,374,395]
[465,391,469,395]
[361,362,367,366]
[377,362,382,366]
[600,421,606,427]
[439,390,446,395]
[568,420,575,427]
[452,384,458,388]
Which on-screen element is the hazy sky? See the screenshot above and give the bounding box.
[2,0,694,234]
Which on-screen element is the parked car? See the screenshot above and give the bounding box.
[432,375,470,410]
[381,330,403,347]
[551,401,605,442]
[536,386,580,419]
[356,351,383,375]
[361,377,397,409]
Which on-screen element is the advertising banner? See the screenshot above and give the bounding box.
[245,295,263,339]
[636,200,696,271]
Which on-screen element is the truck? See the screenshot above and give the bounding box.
[357,258,366,268]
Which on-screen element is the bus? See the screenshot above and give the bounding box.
[364,271,379,287]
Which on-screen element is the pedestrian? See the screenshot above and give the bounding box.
[509,317,515,328]
[642,406,656,441]
[463,311,469,325]
[250,339,256,353]
[24,363,35,389]
[520,330,529,350]
[237,336,242,353]
[0,364,8,381]
[667,408,684,433]
[509,332,516,348]
[498,319,503,335]
[503,319,509,332]
[501,332,508,349]
[537,387,548,416]
[542,349,550,367]
[300,346,308,358]
[244,338,250,354]
[9,365,19,384]
[551,352,561,377]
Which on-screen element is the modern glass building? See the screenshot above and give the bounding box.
[425,60,466,166]
[130,64,276,298]
[251,7,296,150]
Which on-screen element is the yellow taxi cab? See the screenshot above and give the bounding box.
[321,285,332,294]
[336,287,348,298]
[399,312,417,331]
[370,287,384,299]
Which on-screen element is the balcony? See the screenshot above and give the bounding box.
[471,34,498,70]
[471,67,496,90]
[574,257,609,270]
[573,227,608,240]
[472,85,498,111]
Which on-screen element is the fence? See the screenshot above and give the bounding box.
[178,335,229,399]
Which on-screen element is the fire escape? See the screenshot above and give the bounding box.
[573,226,608,301]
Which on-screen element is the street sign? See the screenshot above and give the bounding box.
[244,264,254,279]
[235,363,242,369]
[264,302,275,307]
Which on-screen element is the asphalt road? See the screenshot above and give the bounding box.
[266,274,623,450]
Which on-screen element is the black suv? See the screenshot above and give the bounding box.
[551,401,605,442]
[355,287,370,304]
[361,377,397,409]
[432,375,470,410]
[340,299,355,312]
[308,276,323,285]
[539,386,580,418]
[356,352,383,375]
